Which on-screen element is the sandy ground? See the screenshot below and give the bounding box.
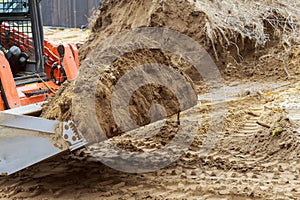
[1,79,300,200]
[43,27,90,45]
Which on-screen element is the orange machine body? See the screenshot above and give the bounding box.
[0,23,79,111]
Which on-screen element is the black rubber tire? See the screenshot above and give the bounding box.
[50,62,67,85]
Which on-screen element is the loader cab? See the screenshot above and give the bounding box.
[0,0,44,77]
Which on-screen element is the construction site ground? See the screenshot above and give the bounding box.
[1,0,300,199]
[43,26,90,45]
[1,78,300,199]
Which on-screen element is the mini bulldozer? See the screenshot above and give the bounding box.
[0,0,87,175]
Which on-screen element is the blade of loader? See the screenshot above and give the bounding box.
[0,112,60,134]
[0,112,87,176]
[2,102,44,116]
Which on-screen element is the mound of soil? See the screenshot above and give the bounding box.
[243,108,300,160]
[81,0,299,80]
[43,49,197,141]
[225,107,300,161]
[42,0,299,141]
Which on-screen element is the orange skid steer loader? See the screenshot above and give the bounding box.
[0,0,87,176]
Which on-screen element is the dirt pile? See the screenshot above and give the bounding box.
[43,49,197,140]
[220,106,300,165]
[82,0,299,79]
[242,107,300,160]
[42,0,300,140]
